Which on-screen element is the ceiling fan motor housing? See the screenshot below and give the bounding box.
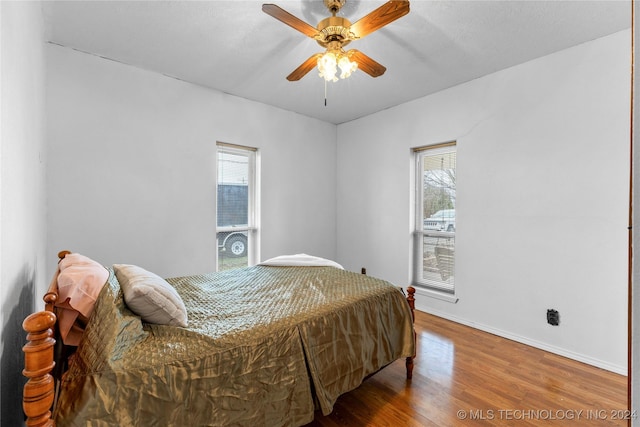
[316,16,354,47]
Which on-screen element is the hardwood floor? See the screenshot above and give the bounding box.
[305,310,628,426]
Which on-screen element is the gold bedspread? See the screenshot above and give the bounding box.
[55,266,415,426]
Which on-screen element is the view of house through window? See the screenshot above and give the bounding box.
[216,143,258,271]
[414,142,457,293]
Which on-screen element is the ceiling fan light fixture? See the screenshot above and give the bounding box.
[338,54,358,79]
[317,49,358,82]
[318,51,339,82]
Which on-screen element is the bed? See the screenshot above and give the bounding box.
[22,251,416,426]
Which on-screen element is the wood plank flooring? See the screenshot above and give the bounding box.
[305,310,628,426]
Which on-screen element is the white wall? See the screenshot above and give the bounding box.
[337,30,630,374]
[46,44,337,278]
[0,1,47,425]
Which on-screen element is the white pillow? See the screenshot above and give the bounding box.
[113,264,188,327]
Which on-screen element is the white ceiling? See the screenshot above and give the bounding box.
[42,0,631,124]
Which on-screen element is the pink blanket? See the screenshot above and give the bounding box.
[55,253,109,345]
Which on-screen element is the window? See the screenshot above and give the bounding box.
[216,142,259,271]
[413,142,457,294]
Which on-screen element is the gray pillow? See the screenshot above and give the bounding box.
[113,264,188,327]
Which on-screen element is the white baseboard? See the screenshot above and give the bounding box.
[417,306,627,376]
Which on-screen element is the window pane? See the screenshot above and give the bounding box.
[420,233,455,292]
[422,151,456,226]
[217,148,251,271]
[415,145,456,292]
[217,230,248,271]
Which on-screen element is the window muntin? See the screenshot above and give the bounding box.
[216,143,258,271]
[414,143,456,293]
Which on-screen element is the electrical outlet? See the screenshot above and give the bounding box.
[547,309,560,326]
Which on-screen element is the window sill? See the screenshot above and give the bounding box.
[413,286,459,303]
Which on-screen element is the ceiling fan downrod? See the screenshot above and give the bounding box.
[324,0,346,15]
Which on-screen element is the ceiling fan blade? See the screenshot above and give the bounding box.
[287,54,323,81]
[350,1,410,39]
[348,50,386,77]
[262,4,319,38]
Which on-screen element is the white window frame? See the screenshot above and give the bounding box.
[412,142,458,301]
[215,142,260,270]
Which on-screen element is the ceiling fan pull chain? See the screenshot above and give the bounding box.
[325,79,328,106]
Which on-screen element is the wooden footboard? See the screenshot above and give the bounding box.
[405,285,416,380]
[362,268,417,380]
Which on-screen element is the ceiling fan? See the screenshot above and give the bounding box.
[262,0,410,82]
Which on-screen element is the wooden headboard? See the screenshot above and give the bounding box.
[22,250,70,427]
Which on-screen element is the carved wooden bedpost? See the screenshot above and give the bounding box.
[405,286,416,380]
[23,311,56,427]
[360,268,417,380]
